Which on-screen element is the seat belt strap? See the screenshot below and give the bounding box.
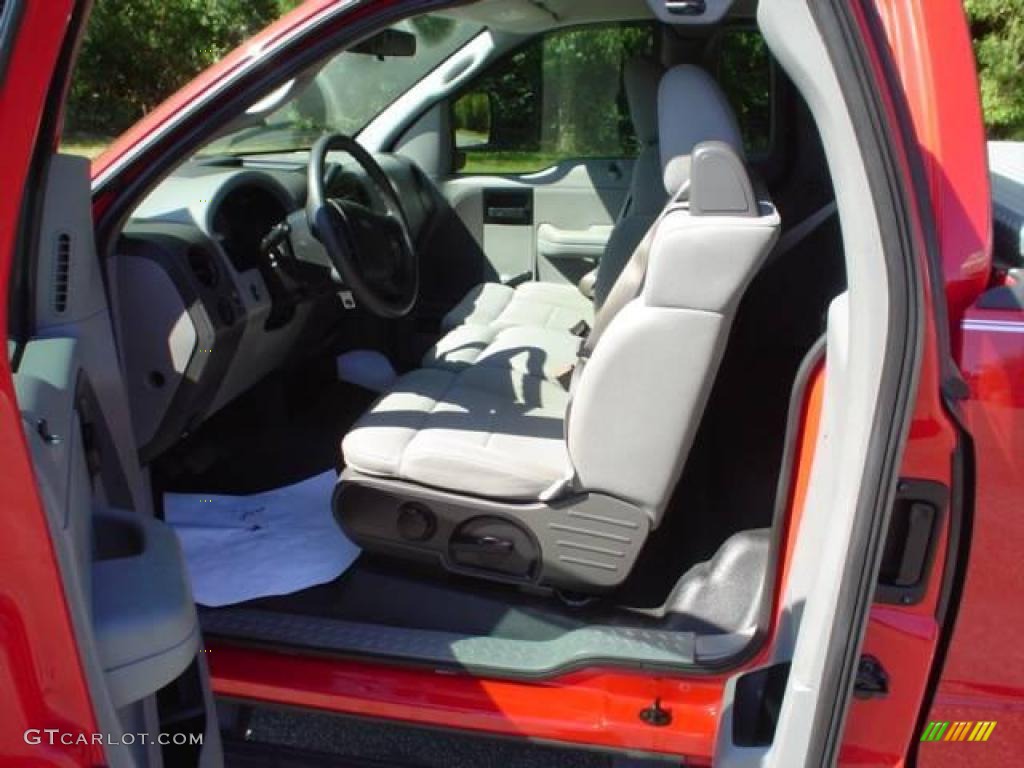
[578,181,690,363]
[766,201,838,268]
[562,200,838,391]
[616,190,634,221]
[557,225,658,391]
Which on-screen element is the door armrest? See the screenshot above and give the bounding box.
[501,270,533,287]
[92,508,199,707]
[536,223,613,259]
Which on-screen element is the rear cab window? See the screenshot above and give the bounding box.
[712,28,774,158]
[452,24,656,175]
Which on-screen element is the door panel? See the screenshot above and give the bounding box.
[16,340,199,697]
[536,223,614,284]
[440,157,631,286]
[480,186,533,280]
[9,155,223,767]
[533,159,631,283]
[439,23,652,294]
[1,4,109,764]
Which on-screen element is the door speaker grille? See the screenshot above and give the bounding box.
[54,232,71,313]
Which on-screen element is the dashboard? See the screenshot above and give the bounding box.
[211,183,290,272]
[116,152,437,460]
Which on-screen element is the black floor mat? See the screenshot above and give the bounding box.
[159,364,375,496]
[220,556,618,642]
[204,523,770,649]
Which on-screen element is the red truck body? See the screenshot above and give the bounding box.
[0,1,1017,765]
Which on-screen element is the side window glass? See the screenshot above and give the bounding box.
[714,30,773,156]
[453,24,654,174]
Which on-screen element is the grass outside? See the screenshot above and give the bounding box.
[458,150,564,175]
[61,133,114,159]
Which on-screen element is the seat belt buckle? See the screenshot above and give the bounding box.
[339,290,356,310]
[576,336,591,360]
[570,319,591,337]
[555,338,592,391]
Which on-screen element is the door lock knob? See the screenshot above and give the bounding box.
[36,418,63,446]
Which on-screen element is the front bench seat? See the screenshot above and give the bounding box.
[336,68,779,593]
[337,365,572,500]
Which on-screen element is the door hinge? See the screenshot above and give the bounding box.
[853,655,889,700]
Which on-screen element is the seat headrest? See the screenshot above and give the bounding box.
[658,64,744,196]
[624,57,664,147]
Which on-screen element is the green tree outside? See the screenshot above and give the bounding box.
[65,0,301,143]
[965,0,1024,139]
[63,1,1024,156]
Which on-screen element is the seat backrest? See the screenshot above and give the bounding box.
[581,65,747,363]
[591,57,664,307]
[566,66,780,523]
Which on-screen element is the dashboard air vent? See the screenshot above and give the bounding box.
[53,232,71,313]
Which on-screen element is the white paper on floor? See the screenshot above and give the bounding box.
[165,471,359,608]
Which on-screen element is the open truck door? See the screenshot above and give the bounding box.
[0,3,223,766]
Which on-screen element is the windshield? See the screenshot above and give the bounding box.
[201,15,483,156]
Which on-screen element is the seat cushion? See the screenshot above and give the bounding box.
[431,281,591,380]
[342,367,570,500]
[493,282,594,331]
[422,324,499,372]
[424,324,581,380]
[442,281,593,332]
[441,283,515,330]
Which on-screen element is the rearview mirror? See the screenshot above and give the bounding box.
[351,29,417,58]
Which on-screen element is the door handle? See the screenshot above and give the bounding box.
[876,479,946,605]
[486,206,529,221]
[483,189,533,225]
[666,0,707,15]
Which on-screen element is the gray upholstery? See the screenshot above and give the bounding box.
[659,65,745,197]
[591,214,657,308]
[440,283,514,330]
[342,366,571,499]
[481,281,594,330]
[434,57,665,343]
[428,64,745,380]
[338,65,781,592]
[439,281,593,333]
[424,324,580,380]
[566,207,780,512]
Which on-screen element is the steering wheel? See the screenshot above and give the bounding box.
[307,133,419,318]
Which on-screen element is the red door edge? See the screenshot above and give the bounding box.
[839,0,990,765]
[0,1,104,765]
